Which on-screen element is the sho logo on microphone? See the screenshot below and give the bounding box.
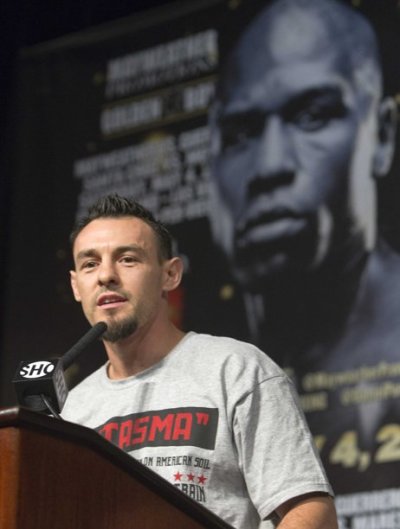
[19,360,56,379]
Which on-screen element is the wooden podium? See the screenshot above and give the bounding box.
[0,407,233,529]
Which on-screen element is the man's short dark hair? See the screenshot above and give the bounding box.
[70,194,173,261]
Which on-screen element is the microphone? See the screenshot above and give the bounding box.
[13,322,107,415]
[61,321,107,370]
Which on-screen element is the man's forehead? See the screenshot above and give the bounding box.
[256,6,337,64]
[219,0,360,111]
[235,7,349,77]
[73,217,155,253]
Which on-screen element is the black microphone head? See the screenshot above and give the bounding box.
[12,322,107,415]
[13,358,68,413]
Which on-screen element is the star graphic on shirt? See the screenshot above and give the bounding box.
[187,473,195,482]
[174,471,183,481]
[198,474,207,485]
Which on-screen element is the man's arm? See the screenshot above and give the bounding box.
[276,493,338,529]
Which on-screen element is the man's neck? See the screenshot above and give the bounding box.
[104,319,185,380]
[244,250,370,364]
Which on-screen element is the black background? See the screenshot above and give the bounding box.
[0,0,175,392]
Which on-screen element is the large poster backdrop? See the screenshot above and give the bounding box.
[2,0,400,527]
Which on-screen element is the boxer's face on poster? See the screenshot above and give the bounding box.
[211,7,381,291]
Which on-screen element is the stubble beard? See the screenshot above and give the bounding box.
[102,314,138,343]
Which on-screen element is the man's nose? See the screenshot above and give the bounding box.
[254,115,296,185]
[97,260,119,286]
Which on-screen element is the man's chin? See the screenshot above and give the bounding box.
[233,256,310,293]
[102,317,138,343]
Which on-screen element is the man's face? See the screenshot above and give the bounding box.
[70,217,168,342]
[211,8,381,291]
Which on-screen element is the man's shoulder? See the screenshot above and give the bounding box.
[373,240,400,277]
[186,331,266,356]
[367,242,400,302]
[184,332,284,378]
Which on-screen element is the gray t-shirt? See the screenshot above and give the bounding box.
[62,332,332,529]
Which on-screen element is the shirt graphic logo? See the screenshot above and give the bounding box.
[95,406,218,452]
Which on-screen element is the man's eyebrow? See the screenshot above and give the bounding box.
[217,106,259,123]
[218,85,344,123]
[75,248,98,261]
[114,244,146,256]
[75,244,146,261]
[282,86,345,116]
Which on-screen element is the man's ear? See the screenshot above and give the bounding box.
[70,270,82,302]
[374,96,397,177]
[162,257,184,292]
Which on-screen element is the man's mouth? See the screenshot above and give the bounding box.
[236,210,307,248]
[97,293,128,309]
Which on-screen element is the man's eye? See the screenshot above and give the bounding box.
[120,255,137,264]
[221,128,250,150]
[292,107,330,131]
[82,261,97,270]
[219,114,266,151]
[291,101,346,131]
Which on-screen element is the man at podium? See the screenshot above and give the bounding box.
[62,194,337,529]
